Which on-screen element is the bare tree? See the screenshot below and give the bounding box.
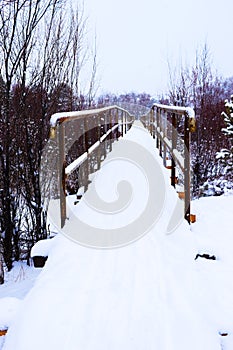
[32,1,88,112]
[87,34,99,107]
[0,0,98,277]
[0,0,62,271]
[167,43,229,196]
[167,59,192,106]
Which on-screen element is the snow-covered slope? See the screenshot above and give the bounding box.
[1,121,233,350]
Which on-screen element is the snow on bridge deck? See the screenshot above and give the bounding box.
[2,121,233,350]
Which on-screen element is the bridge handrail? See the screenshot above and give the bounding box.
[141,103,196,224]
[48,105,135,228]
[50,105,134,128]
[153,103,195,118]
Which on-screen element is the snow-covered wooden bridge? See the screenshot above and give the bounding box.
[3,103,233,350]
[45,103,196,233]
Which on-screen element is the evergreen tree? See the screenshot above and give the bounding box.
[217,96,233,174]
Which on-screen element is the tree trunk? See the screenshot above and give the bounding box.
[0,245,4,284]
[0,264,4,285]
[2,91,14,271]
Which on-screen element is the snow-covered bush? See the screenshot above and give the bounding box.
[199,179,233,197]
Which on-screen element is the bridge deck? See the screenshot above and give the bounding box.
[2,121,231,350]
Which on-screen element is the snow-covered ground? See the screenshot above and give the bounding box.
[1,121,233,350]
[0,262,41,349]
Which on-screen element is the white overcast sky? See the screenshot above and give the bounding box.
[84,0,233,96]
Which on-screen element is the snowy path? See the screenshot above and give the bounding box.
[1,121,233,350]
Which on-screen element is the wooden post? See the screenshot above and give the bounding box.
[109,110,113,152]
[97,114,101,169]
[84,117,89,192]
[124,112,127,135]
[163,112,167,167]
[149,109,153,136]
[159,109,163,157]
[156,107,159,149]
[120,110,123,137]
[171,112,177,188]
[116,109,119,141]
[184,112,191,223]
[152,108,155,139]
[58,122,66,228]
[103,113,107,158]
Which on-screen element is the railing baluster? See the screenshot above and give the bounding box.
[84,117,89,192]
[156,107,159,148]
[109,110,113,152]
[158,109,162,157]
[97,114,101,170]
[171,112,177,188]
[116,109,119,141]
[150,109,154,138]
[163,112,167,167]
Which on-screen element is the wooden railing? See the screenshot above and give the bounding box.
[141,103,196,224]
[48,106,134,228]
[43,103,196,229]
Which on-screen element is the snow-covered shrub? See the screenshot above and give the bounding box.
[199,179,233,197]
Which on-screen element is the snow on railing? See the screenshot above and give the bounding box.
[50,105,134,128]
[153,103,195,119]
